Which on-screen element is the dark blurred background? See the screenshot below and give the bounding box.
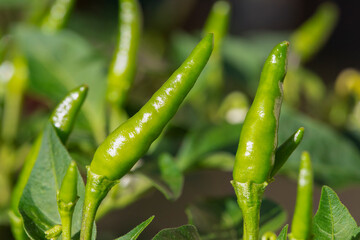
[2,0,360,239]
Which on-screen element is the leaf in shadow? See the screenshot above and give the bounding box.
[152,225,201,240]
[186,196,286,240]
[115,216,154,240]
[14,25,106,143]
[18,123,95,239]
[138,153,184,200]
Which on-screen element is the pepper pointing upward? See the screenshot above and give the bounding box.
[232,41,290,240]
[233,41,289,184]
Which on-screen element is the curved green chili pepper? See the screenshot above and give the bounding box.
[9,85,87,240]
[232,41,289,240]
[289,151,313,240]
[270,127,304,178]
[41,0,77,32]
[107,0,141,109]
[57,161,79,240]
[80,34,213,240]
[291,2,338,62]
[92,34,213,181]
[50,85,88,143]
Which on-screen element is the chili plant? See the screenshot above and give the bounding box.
[1,0,360,240]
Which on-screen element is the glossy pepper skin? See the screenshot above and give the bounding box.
[50,85,88,143]
[41,0,77,32]
[57,161,79,240]
[91,33,214,181]
[106,0,141,108]
[80,34,213,240]
[233,41,289,184]
[232,41,289,240]
[9,85,87,240]
[290,151,313,240]
[291,2,338,63]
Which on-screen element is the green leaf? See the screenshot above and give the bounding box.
[152,225,201,240]
[18,123,96,240]
[139,153,184,200]
[14,25,106,143]
[115,216,154,240]
[186,196,286,239]
[276,225,288,240]
[176,123,242,171]
[312,186,358,239]
[196,152,235,171]
[279,105,360,188]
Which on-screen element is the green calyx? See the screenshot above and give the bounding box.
[233,41,289,184]
[90,33,213,181]
[80,167,118,240]
[232,180,268,240]
[45,225,62,240]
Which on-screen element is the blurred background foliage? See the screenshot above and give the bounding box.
[1,0,360,239]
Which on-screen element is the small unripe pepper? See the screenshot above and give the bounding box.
[289,151,313,240]
[107,0,142,131]
[232,41,289,240]
[9,85,87,240]
[80,34,213,240]
[50,85,88,143]
[106,0,141,108]
[57,161,79,240]
[270,127,304,178]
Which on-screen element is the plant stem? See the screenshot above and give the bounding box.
[232,180,267,240]
[80,168,117,240]
[241,200,261,239]
[59,210,72,240]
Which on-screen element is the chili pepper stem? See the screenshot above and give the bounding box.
[59,210,72,240]
[8,211,27,240]
[80,167,118,240]
[232,180,267,240]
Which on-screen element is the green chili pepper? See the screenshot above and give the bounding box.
[57,161,79,240]
[291,2,338,63]
[189,0,230,117]
[9,85,87,240]
[289,151,313,240]
[80,34,213,240]
[233,41,289,184]
[50,85,88,143]
[270,127,304,178]
[107,0,141,110]
[1,53,28,143]
[232,41,289,240]
[41,0,77,32]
